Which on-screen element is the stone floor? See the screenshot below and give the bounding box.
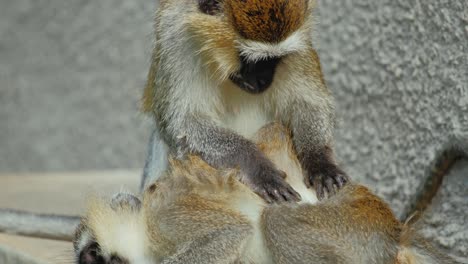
[0,171,140,263]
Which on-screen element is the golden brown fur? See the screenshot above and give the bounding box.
[74,123,455,264]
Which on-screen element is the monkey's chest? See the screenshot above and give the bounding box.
[222,104,273,139]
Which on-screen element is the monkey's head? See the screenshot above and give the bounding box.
[157,0,316,94]
[73,193,155,264]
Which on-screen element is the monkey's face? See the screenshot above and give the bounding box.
[185,0,316,93]
[74,193,155,264]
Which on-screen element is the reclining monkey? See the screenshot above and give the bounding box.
[74,123,455,264]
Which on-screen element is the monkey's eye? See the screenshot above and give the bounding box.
[198,0,222,15]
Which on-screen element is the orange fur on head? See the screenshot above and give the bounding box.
[225,0,308,43]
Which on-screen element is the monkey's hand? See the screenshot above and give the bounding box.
[306,161,349,200]
[176,116,301,204]
[241,160,301,203]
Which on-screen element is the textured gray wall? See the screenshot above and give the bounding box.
[317,1,467,261]
[0,0,155,172]
[319,0,468,213]
[0,0,466,261]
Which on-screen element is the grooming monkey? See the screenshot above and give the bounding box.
[141,0,348,201]
[73,123,455,264]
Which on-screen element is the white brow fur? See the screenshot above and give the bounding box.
[237,31,309,62]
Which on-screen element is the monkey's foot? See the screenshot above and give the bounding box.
[307,164,349,200]
[243,165,301,203]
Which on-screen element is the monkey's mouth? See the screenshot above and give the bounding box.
[229,55,281,94]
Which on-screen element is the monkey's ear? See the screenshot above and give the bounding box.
[110,192,142,212]
[79,242,105,264]
[198,0,222,15]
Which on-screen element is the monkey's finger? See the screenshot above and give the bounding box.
[280,191,296,202]
[325,177,336,197]
[305,177,312,188]
[336,177,345,188]
[284,191,301,203]
[285,186,302,202]
[258,189,274,204]
[315,182,325,200]
[335,174,348,188]
[269,188,287,203]
[277,186,298,202]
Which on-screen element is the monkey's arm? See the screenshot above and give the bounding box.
[175,115,300,203]
[289,95,348,200]
[0,209,79,241]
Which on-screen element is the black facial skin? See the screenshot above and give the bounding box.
[78,242,129,264]
[230,55,281,94]
[79,242,105,264]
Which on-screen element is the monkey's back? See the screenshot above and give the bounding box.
[262,184,402,264]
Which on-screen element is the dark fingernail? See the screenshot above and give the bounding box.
[269,189,281,202]
[261,191,273,203]
[277,191,288,203]
[317,187,324,200]
[282,193,293,202]
[294,194,301,202]
[337,179,344,188]
[289,189,301,201]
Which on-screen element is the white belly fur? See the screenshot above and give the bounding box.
[231,133,318,263]
[219,83,272,139]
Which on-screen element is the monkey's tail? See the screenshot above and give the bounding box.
[397,220,458,264]
[0,208,80,241]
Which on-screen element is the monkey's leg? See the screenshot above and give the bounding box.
[262,205,347,264]
[141,125,169,192]
[177,115,300,203]
[161,226,252,264]
[156,197,253,264]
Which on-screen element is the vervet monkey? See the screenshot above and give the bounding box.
[141,0,348,201]
[74,123,455,264]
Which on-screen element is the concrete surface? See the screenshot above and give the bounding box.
[0,171,140,263]
[0,244,43,264]
[0,0,467,262]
